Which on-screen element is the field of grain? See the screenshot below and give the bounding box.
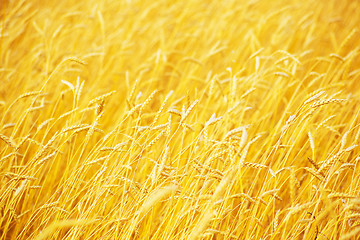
[1,0,360,239]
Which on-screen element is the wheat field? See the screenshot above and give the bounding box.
[1,0,360,239]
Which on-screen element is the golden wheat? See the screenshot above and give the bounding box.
[2,0,360,239]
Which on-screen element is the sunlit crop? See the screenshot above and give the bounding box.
[1,0,360,239]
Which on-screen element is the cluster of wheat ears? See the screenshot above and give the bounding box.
[1,0,360,239]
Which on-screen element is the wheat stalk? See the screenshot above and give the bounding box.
[0,133,16,148]
[88,91,116,106]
